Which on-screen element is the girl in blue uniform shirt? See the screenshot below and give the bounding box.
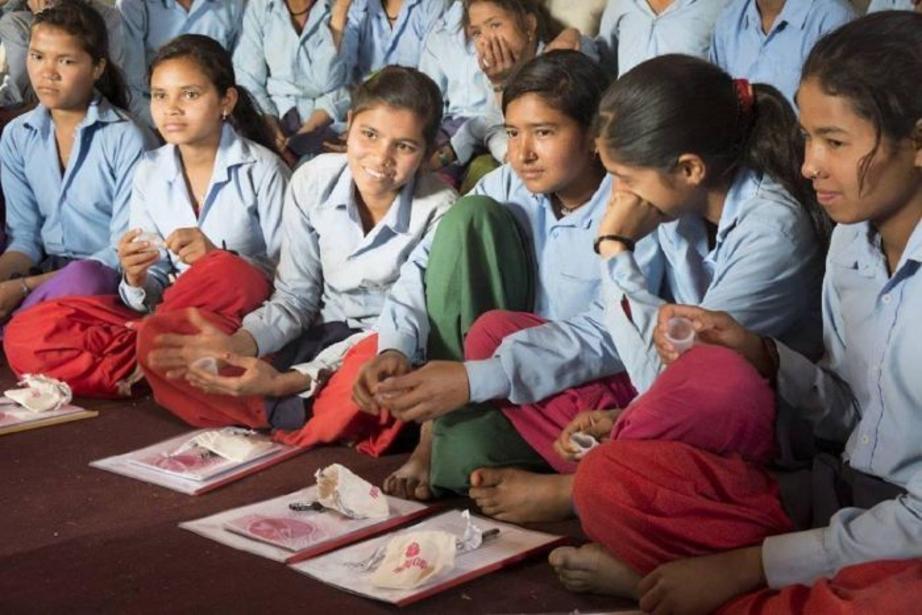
[135,65,458,429]
[4,33,289,398]
[0,1,150,324]
[117,0,246,125]
[362,53,829,522]
[550,12,922,614]
[232,0,353,161]
[709,0,855,105]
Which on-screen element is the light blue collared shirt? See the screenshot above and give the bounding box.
[0,0,126,106]
[232,0,347,125]
[1,96,152,269]
[709,0,856,104]
[375,166,662,404]
[596,0,729,77]
[117,0,246,125]
[241,153,457,356]
[867,0,916,11]
[602,168,825,393]
[327,0,450,122]
[762,220,922,588]
[118,123,289,311]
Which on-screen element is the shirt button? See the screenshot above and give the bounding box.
[881,294,892,304]
[862,435,870,445]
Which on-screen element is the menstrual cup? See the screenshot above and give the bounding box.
[665,316,696,354]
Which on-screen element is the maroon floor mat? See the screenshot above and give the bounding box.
[0,365,636,613]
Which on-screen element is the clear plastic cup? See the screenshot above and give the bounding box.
[665,316,696,354]
[191,356,219,375]
[569,431,600,459]
[133,231,166,250]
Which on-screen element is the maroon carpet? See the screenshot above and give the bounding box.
[0,364,635,614]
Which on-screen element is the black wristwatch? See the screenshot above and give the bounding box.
[593,234,636,254]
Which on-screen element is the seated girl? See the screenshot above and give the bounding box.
[709,0,855,105]
[595,0,726,76]
[359,53,830,523]
[350,50,656,500]
[117,0,246,125]
[421,0,593,189]
[4,33,288,396]
[232,0,353,161]
[551,13,922,614]
[134,65,456,429]
[0,1,150,324]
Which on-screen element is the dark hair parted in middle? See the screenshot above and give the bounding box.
[150,34,277,153]
[595,54,830,244]
[350,65,444,153]
[502,50,611,131]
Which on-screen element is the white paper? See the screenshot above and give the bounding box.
[290,510,565,606]
[316,463,390,519]
[191,427,274,463]
[179,486,431,562]
[3,374,72,413]
[90,429,300,495]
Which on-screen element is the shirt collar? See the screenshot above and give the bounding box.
[162,123,253,186]
[534,173,610,230]
[743,0,811,33]
[324,162,416,234]
[160,0,216,8]
[23,93,124,136]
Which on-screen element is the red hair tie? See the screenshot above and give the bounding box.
[734,78,755,115]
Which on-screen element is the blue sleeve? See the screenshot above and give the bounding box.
[116,0,153,125]
[253,156,291,265]
[240,173,324,355]
[89,124,150,268]
[232,1,277,117]
[0,125,43,264]
[595,0,619,76]
[604,217,821,392]
[297,24,349,121]
[119,158,169,311]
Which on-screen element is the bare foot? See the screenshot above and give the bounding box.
[468,467,574,523]
[383,420,433,500]
[548,543,640,597]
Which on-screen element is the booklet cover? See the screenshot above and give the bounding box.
[90,429,303,495]
[289,510,568,606]
[0,398,97,436]
[180,485,436,563]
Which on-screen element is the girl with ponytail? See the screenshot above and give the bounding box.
[4,33,289,398]
[0,0,151,322]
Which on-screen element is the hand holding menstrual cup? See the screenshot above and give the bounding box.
[665,317,696,355]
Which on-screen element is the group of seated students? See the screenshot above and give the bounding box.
[0,0,920,612]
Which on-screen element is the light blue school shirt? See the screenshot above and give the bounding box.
[375,166,663,402]
[0,96,151,270]
[0,0,126,106]
[232,0,347,127]
[867,0,916,11]
[118,123,289,312]
[327,0,449,122]
[596,0,729,77]
[241,153,457,356]
[601,168,824,393]
[709,0,856,105]
[762,219,922,588]
[117,0,245,125]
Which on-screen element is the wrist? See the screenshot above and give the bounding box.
[594,234,634,257]
[272,369,311,397]
[231,329,259,357]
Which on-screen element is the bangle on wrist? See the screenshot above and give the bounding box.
[593,234,635,254]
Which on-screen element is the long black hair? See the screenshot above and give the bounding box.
[801,11,922,192]
[150,34,277,153]
[595,54,830,245]
[32,0,129,111]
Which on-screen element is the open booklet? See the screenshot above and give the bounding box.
[180,485,436,563]
[290,509,568,607]
[0,397,97,436]
[90,429,303,495]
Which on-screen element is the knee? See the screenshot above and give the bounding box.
[438,195,507,232]
[55,259,119,294]
[463,309,516,360]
